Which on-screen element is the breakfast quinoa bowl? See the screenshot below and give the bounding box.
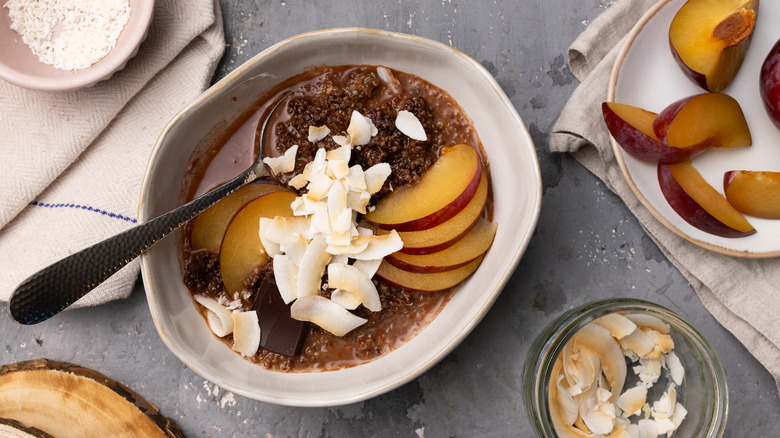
[180,64,495,372]
[138,28,541,406]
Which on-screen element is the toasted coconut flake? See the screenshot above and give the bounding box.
[328,263,381,311]
[353,258,382,277]
[364,162,392,194]
[346,165,367,191]
[580,403,615,435]
[666,351,684,386]
[289,174,308,190]
[624,314,670,334]
[571,323,626,403]
[396,110,427,141]
[326,144,351,162]
[257,218,282,257]
[643,329,674,359]
[617,385,647,417]
[377,66,394,83]
[307,173,334,201]
[331,289,362,310]
[555,374,579,426]
[291,295,367,336]
[302,148,328,180]
[618,326,655,358]
[327,183,348,217]
[671,402,687,428]
[595,313,638,340]
[347,190,371,214]
[262,216,311,246]
[331,208,353,235]
[309,202,331,236]
[327,239,370,256]
[652,385,676,417]
[263,145,298,175]
[606,428,632,438]
[635,357,662,387]
[333,135,351,147]
[327,158,351,180]
[281,234,308,266]
[347,110,377,146]
[273,255,298,303]
[194,295,234,337]
[637,419,658,438]
[308,125,331,142]
[563,341,600,396]
[349,230,404,260]
[232,310,261,357]
[296,236,331,298]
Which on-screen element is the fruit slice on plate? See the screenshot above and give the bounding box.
[658,161,755,238]
[374,170,488,255]
[760,38,780,129]
[602,102,701,163]
[385,217,497,273]
[669,0,758,92]
[363,144,481,231]
[724,170,780,219]
[375,254,484,292]
[191,181,287,253]
[220,191,297,294]
[0,359,182,437]
[653,93,751,150]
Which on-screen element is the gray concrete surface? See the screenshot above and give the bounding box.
[2,0,779,436]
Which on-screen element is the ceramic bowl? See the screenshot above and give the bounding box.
[0,0,154,91]
[138,28,542,406]
[524,299,728,437]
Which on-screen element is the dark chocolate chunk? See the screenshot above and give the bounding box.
[252,276,309,356]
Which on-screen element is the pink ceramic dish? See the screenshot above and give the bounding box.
[0,0,154,92]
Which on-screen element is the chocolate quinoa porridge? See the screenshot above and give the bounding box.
[181,65,489,372]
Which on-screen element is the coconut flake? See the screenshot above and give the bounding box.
[666,351,684,386]
[331,289,363,310]
[377,66,394,83]
[232,310,261,357]
[296,235,331,298]
[194,295,234,337]
[308,125,331,142]
[346,230,404,260]
[273,255,299,304]
[263,145,298,175]
[326,144,351,162]
[291,295,367,336]
[347,110,378,146]
[619,326,655,358]
[327,263,381,312]
[364,162,392,194]
[395,110,427,141]
[625,314,670,334]
[595,313,638,340]
[617,385,647,417]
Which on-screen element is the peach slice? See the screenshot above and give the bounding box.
[653,93,751,150]
[602,102,700,163]
[658,162,755,238]
[724,170,780,219]
[384,217,497,273]
[363,144,481,231]
[669,0,758,92]
[219,191,297,294]
[760,38,780,129]
[191,182,287,253]
[375,254,484,292]
[375,170,488,255]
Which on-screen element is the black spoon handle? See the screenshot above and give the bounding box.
[8,169,258,325]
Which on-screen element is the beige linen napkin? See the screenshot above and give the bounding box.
[550,0,780,389]
[0,0,224,308]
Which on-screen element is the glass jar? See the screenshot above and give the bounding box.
[523,298,728,437]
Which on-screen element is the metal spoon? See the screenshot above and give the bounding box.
[8,92,292,325]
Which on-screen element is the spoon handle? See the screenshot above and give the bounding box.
[8,170,257,325]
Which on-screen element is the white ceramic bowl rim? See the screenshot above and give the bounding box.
[138,27,542,406]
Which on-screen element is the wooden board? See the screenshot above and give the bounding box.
[0,359,184,438]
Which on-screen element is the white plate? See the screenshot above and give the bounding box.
[138,28,542,406]
[609,0,780,257]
